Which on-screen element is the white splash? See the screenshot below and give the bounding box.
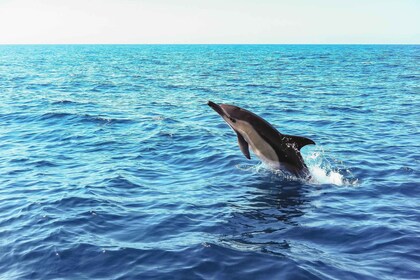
[304,148,355,186]
[308,165,344,186]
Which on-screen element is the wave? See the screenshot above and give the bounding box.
[39,112,75,120]
[39,112,133,125]
[80,115,133,125]
[51,100,79,105]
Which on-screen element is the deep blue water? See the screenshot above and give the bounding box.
[0,45,419,279]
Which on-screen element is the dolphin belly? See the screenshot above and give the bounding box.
[237,122,306,175]
[236,121,280,167]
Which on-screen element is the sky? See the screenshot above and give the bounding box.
[0,0,419,44]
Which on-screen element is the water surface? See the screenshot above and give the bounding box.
[0,45,419,279]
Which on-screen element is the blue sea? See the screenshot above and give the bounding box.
[0,45,419,279]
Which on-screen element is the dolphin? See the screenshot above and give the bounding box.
[207,101,315,178]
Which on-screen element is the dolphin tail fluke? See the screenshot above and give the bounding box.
[284,135,315,150]
[236,132,251,159]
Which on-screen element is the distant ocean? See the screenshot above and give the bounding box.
[0,45,419,279]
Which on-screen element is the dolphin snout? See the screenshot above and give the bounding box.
[207,100,217,108]
[207,101,225,116]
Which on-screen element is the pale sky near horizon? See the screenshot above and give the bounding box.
[0,0,419,44]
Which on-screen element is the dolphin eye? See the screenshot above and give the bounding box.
[229,117,236,123]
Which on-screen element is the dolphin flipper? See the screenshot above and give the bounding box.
[283,135,315,150]
[236,132,251,159]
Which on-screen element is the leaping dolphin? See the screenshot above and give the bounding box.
[208,101,315,178]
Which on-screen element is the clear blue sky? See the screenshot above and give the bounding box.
[0,0,418,44]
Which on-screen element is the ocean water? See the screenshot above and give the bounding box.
[0,45,419,279]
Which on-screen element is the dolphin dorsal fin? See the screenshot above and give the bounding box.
[236,132,251,159]
[283,134,315,150]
